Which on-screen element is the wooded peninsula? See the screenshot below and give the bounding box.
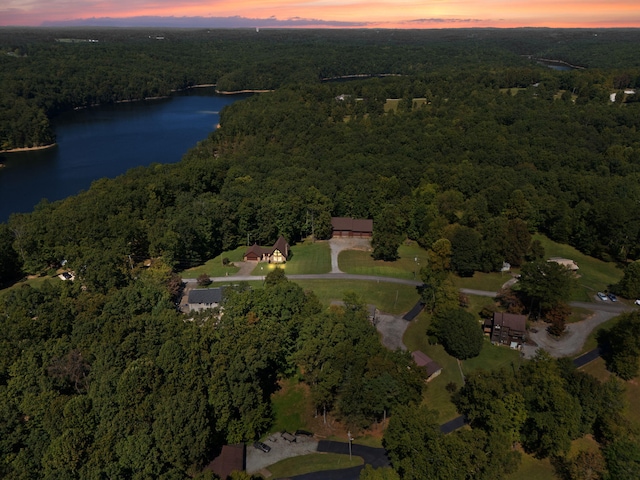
[1,28,640,480]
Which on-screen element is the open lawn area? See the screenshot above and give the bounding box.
[403,312,464,423]
[452,270,516,293]
[266,453,363,479]
[403,311,522,423]
[505,452,557,480]
[0,275,55,298]
[338,242,428,280]
[179,247,244,278]
[251,241,331,276]
[533,234,623,302]
[293,280,419,315]
[270,378,309,434]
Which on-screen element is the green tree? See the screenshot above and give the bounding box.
[599,311,640,380]
[615,260,640,300]
[432,308,483,360]
[516,260,576,317]
[360,465,401,480]
[372,206,403,261]
[447,225,482,277]
[0,224,22,286]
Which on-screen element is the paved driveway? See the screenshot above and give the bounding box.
[328,238,372,273]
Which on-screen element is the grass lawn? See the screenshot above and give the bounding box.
[403,312,464,423]
[266,453,363,479]
[179,247,244,278]
[251,241,331,276]
[270,378,309,434]
[293,280,420,315]
[338,243,428,280]
[462,338,522,375]
[403,309,522,423]
[533,234,623,302]
[0,275,55,297]
[506,452,557,480]
[580,315,624,354]
[286,241,331,274]
[452,271,516,293]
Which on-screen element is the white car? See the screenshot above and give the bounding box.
[597,292,608,301]
[636,299,640,306]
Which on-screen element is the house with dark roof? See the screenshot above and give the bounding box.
[331,217,374,238]
[243,236,290,264]
[187,287,224,313]
[488,312,527,349]
[411,351,442,381]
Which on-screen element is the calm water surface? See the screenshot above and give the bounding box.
[0,88,246,222]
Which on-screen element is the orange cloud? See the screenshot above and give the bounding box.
[1,0,640,27]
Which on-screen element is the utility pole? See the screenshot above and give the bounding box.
[347,431,353,460]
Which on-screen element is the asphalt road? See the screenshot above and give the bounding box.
[289,441,389,480]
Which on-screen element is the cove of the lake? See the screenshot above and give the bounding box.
[0,88,247,223]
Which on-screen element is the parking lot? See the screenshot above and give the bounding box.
[246,432,319,475]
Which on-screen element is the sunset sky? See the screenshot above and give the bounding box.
[2,0,640,28]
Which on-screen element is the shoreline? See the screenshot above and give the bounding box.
[216,89,273,95]
[0,143,57,154]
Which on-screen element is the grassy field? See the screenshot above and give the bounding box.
[266,453,363,479]
[338,243,428,280]
[452,270,516,292]
[271,378,309,434]
[403,309,522,423]
[292,279,420,315]
[0,275,55,297]
[533,234,623,302]
[506,452,557,480]
[403,311,464,423]
[251,241,331,276]
[179,247,244,278]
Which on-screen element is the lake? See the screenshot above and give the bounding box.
[0,88,247,223]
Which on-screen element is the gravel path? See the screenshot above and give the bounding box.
[374,313,409,351]
[328,238,372,273]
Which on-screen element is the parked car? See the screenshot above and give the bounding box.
[608,293,618,302]
[597,292,608,301]
[253,441,271,453]
[636,299,640,306]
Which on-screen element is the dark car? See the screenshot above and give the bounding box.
[253,441,271,453]
[608,293,617,302]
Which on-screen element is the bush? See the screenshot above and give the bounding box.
[197,273,212,286]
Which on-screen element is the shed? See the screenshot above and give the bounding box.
[411,351,443,381]
[204,444,245,479]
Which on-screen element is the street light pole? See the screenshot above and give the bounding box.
[348,431,353,460]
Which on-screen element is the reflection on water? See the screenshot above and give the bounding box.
[0,89,246,222]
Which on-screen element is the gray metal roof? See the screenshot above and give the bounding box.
[188,287,223,305]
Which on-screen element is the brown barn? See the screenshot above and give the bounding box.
[331,217,373,238]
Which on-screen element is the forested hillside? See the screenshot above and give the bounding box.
[2,28,640,479]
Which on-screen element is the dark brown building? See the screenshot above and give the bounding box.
[331,217,373,238]
[489,312,527,349]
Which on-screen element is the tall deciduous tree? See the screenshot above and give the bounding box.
[516,259,576,317]
[372,205,403,261]
[431,308,483,360]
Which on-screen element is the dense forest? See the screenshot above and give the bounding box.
[2,28,640,479]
